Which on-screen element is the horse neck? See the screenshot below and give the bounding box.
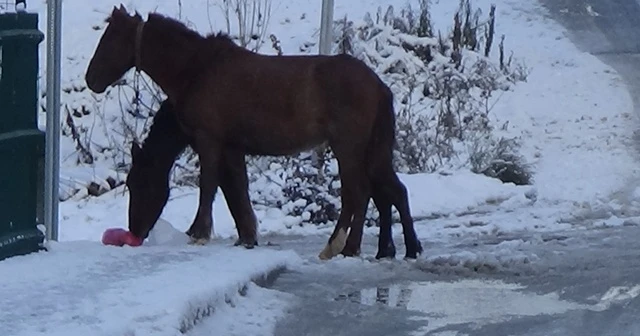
[142,122,189,174]
[138,21,203,100]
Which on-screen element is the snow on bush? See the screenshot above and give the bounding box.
[259,0,533,227]
[340,1,531,178]
[55,0,532,228]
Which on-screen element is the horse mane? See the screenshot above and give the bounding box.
[202,31,251,59]
[145,13,246,64]
[147,12,204,41]
[204,31,237,45]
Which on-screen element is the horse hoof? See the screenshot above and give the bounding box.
[404,240,423,259]
[404,252,418,259]
[234,237,258,249]
[340,250,360,257]
[375,244,396,260]
[340,246,360,258]
[318,245,333,260]
[318,228,349,260]
[185,225,212,245]
[188,236,210,246]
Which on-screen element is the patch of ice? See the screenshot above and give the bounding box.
[402,279,593,334]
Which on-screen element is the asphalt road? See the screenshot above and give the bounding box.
[258,2,640,335]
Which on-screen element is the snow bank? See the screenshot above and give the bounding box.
[0,242,301,336]
[185,283,295,336]
[401,171,536,218]
[58,171,538,241]
[470,0,637,206]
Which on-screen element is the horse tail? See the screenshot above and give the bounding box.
[366,83,396,178]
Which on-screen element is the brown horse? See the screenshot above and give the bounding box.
[127,99,399,257]
[85,5,422,259]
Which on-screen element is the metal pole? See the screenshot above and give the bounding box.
[319,0,334,55]
[44,0,61,241]
[312,0,334,172]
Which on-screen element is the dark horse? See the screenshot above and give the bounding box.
[85,5,422,259]
[126,100,259,249]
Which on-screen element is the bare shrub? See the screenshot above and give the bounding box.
[207,0,273,52]
[468,133,532,185]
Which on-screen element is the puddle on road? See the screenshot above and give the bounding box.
[335,279,640,335]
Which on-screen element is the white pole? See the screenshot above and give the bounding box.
[319,0,334,55]
[44,0,62,241]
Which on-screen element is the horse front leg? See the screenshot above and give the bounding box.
[218,149,258,249]
[186,137,222,245]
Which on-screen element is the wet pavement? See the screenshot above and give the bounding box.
[263,225,640,336]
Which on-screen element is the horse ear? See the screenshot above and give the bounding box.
[131,142,142,160]
[111,5,126,20]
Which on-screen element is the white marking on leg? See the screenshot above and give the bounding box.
[318,243,333,260]
[330,228,348,256]
[318,228,349,260]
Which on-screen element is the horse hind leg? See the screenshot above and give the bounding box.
[341,179,396,259]
[318,170,355,260]
[318,156,363,260]
[340,176,371,258]
[371,185,396,259]
[319,147,370,260]
[366,130,421,257]
[381,167,422,259]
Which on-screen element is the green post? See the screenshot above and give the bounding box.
[0,11,46,261]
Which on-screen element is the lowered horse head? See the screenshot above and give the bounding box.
[85,4,143,93]
[126,141,169,239]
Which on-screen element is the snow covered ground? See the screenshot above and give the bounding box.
[0,240,301,336]
[2,0,640,334]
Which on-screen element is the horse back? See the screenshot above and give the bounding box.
[176,50,388,155]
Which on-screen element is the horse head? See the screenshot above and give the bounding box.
[126,140,171,239]
[85,4,143,93]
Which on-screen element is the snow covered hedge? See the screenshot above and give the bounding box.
[57,0,532,227]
